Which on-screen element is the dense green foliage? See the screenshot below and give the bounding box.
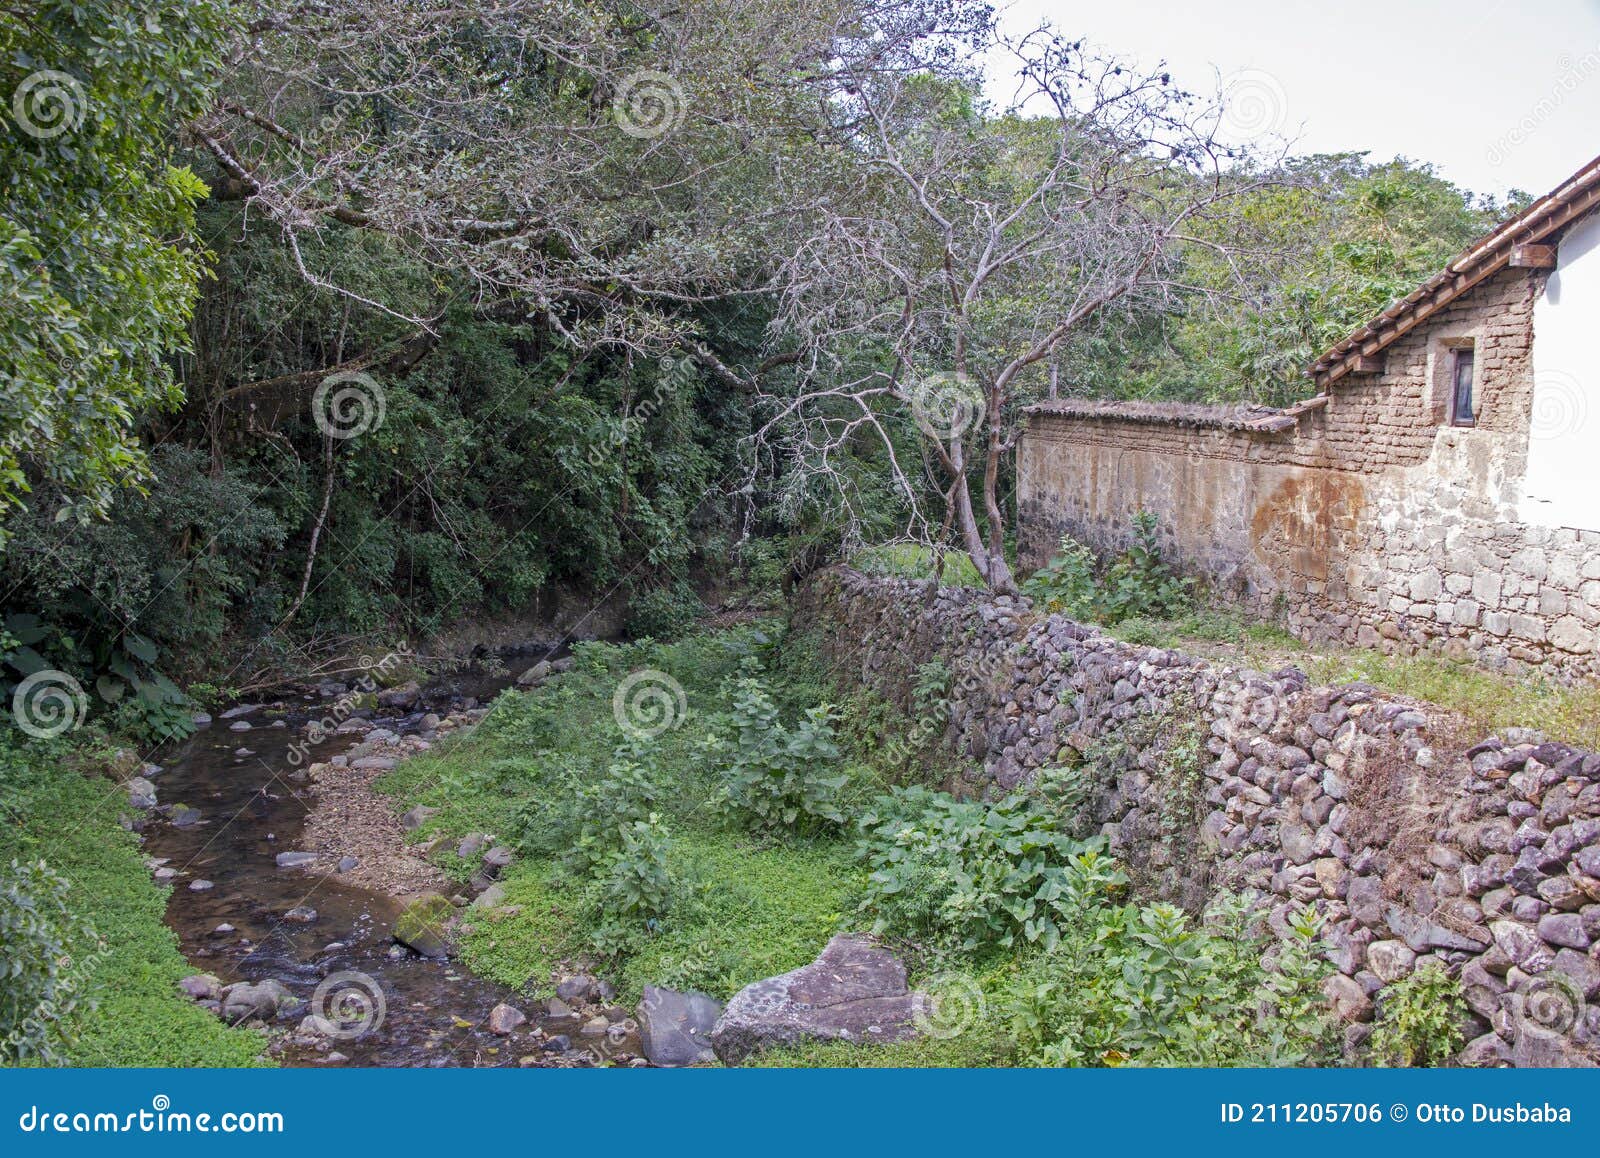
[1369,963,1468,1067]
[1023,512,1193,625]
[0,857,93,1063]
[0,0,231,528]
[997,897,1336,1067]
[379,627,865,998]
[0,735,265,1066]
[379,623,1349,1067]
[1086,157,1519,406]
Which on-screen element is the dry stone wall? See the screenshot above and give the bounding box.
[797,568,1600,1066]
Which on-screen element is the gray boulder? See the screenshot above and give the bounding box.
[221,979,295,1022]
[710,934,926,1064]
[638,985,723,1067]
[516,660,551,687]
[400,805,437,831]
[125,776,157,809]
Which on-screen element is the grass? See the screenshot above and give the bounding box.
[745,1032,1007,1067]
[1302,650,1600,750]
[0,736,268,1067]
[852,543,984,587]
[1106,607,1307,669]
[1104,603,1600,749]
[376,625,864,1006]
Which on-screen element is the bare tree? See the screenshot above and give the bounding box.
[190,0,993,381]
[751,29,1288,591]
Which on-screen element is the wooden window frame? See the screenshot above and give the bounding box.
[1448,343,1477,427]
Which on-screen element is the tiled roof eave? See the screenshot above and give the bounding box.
[1307,153,1600,388]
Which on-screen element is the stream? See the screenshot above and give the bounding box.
[137,665,585,1067]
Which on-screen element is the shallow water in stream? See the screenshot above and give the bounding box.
[138,667,575,1067]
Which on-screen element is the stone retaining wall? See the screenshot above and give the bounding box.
[796,568,1600,1066]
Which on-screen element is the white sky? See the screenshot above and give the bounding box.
[993,0,1600,199]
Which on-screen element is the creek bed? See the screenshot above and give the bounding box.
[138,670,570,1067]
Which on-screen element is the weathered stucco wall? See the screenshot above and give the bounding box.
[1018,262,1600,674]
[797,568,1600,1067]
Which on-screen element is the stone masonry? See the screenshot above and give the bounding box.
[798,568,1600,1066]
[1017,262,1600,675]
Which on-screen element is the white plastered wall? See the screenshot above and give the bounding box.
[1521,211,1600,532]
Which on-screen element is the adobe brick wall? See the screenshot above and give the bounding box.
[1017,264,1600,674]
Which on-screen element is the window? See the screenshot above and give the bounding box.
[1449,345,1476,427]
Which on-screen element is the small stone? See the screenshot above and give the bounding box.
[188,879,214,892]
[275,851,317,868]
[400,805,437,831]
[1322,973,1373,1022]
[488,1003,527,1034]
[336,856,360,873]
[283,905,318,924]
[556,975,597,1003]
[1366,939,1416,983]
[179,974,222,1001]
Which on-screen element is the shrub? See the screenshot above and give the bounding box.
[710,672,847,834]
[592,818,672,927]
[0,859,100,1063]
[625,584,703,642]
[999,897,1337,1067]
[1023,511,1191,626]
[1021,536,1099,619]
[855,785,1117,952]
[1369,962,1467,1067]
[508,738,664,870]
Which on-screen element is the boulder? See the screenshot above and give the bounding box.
[400,805,437,831]
[221,979,295,1022]
[555,974,598,1002]
[125,777,157,809]
[376,681,421,710]
[179,973,222,1001]
[516,661,552,687]
[710,934,926,1064]
[392,895,453,958]
[638,985,723,1067]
